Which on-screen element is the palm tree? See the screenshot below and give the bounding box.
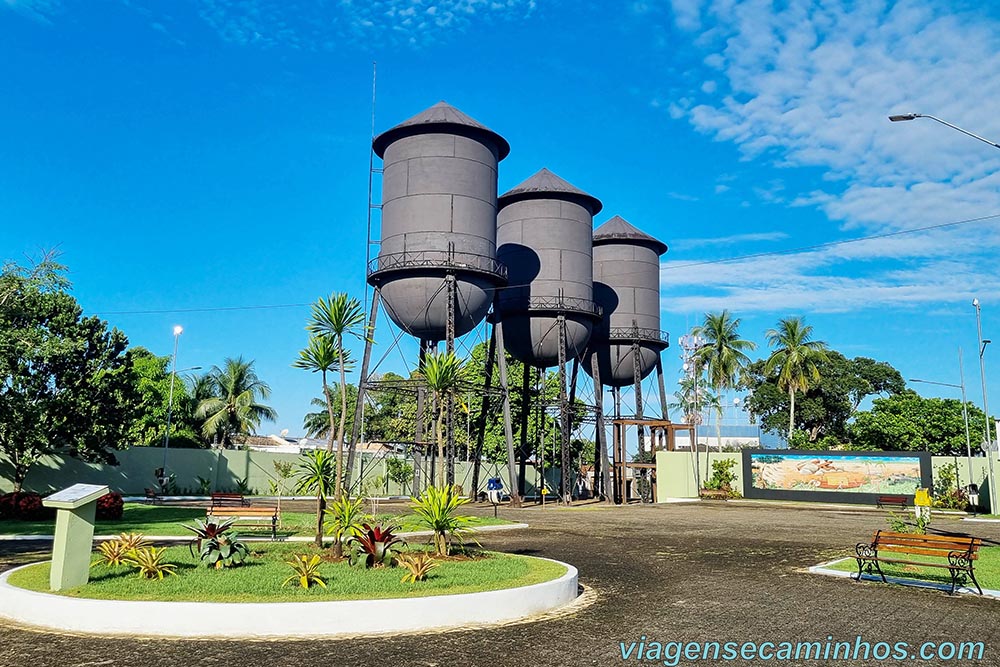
[764,317,829,441]
[302,385,359,439]
[306,294,367,501]
[694,311,757,447]
[420,350,466,487]
[195,357,277,446]
[293,449,337,549]
[293,336,353,451]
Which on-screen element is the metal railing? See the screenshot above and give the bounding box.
[367,250,507,282]
[498,294,603,318]
[601,326,670,346]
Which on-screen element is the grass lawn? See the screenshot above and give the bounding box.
[826,546,1000,590]
[6,543,566,602]
[0,503,512,538]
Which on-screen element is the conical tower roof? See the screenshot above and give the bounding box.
[593,215,668,255]
[373,101,510,159]
[498,168,603,215]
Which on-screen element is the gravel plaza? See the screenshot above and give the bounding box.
[2,500,999,667]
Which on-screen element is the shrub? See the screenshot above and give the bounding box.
[0,492,51,521]
[125,546,177,579]
[324,496,368,552]
[116,532,149,551]
[182,518,236,555]
[411,485,475,556]
[283,554,326,589]
[96,492,124,520]
[703,459,740,497]
[93,540,133,568]
[398,552,437,583]
[200,532,249,569]
[347,523,404,569]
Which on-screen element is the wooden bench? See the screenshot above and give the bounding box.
[876,494,908,510]
[144,488,161,505]
[207,506,278,540]
[854,530,982,595]
[210,492,250,508]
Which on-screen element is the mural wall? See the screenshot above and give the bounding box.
[741,450,933,504]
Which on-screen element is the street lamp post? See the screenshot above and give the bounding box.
[888,113,1000,150]
[973,299,996,513]
[161,326,202,475]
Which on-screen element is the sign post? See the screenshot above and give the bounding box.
[42,484,109,591]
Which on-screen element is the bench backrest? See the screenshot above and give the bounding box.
[207,507,277,517]
[211,493,244,500]
[872,530,981,559]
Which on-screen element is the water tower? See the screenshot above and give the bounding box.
[495,168,603,502]
[584,215,670,503]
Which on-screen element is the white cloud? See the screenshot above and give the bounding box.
[660,0,1000,314]
[676,231,788,248]
[192,0,536,48]
[2,0,60,22]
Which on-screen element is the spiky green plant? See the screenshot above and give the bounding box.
[419,350,467,486]
[116,532,149,551]
[125,546,177,580]
[346,523,405,569]
[397,551,438,583]
[410,485,476,556]
[324,495,368,555]
[199,532,250,569]
[93,540,132,568]
[283,554,327,589]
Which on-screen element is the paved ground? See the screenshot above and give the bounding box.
[2,501,1000,666]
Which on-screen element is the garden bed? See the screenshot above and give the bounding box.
[6,543,566,602]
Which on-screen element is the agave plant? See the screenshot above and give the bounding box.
[397,551,437,583]
[200,532,250,569]
[410,485,476,556]
[346,523,405,569]
[283,554,326,589]
[125,546,177,579]
[93,539,132,568]
[182,518,236,555]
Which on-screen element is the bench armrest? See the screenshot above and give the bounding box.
[948,550,975,569]
[856,542,878,559]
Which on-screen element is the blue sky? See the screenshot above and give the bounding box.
[3,0,1000,444]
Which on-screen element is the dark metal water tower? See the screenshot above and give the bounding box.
[585,215,669,386]
[353,101,512,493]
[584,215,670,504]
[495,168,603,503]
[496,168,603,366]
[368,101,510,343]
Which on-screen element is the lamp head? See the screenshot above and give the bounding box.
[973,298,980,307]
[173,325,184,336]
[888,113,919,122]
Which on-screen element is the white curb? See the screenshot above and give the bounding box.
[0,557,577,638]
[809,558,1000,599]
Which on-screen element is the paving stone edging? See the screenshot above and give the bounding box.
[0,556,578,638]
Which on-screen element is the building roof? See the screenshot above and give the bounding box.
[498,168,603,215]
[372,101,510,160]
[593,215,668,255]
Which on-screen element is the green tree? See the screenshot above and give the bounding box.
[420,350,466,487]
[195,357,277,446]
[0,254,139,492]
[693,311,757,445]
[127,347,201,448]
[293,449,337,549]
[302,384,358,440]
[293,333,353,457]
[763,317,829,441]
[742,352,904,442]
[306,294,367,501]
[850,391,988,455]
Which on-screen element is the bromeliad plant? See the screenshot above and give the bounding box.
[347,523,405,569]
[397,551,437,583]
[200,532,250,569]
[325,495,368,557]
[411,485,476,556]
[283,554,326,589]
[125,546,177,579]
[182,518,236,555]
[93,539,132,568]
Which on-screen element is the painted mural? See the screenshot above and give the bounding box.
[749,453,923,494]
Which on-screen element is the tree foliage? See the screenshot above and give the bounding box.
[127,347,202,448]
[195,357,277,446]
[0,254,139,491]
[742,351,904,442]
[849,391,987,456]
